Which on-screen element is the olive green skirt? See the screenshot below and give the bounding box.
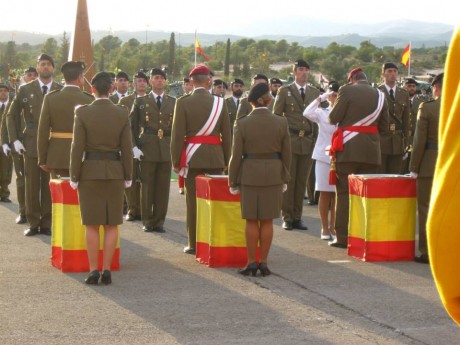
[78,180,124,225]
[240,184,283,220]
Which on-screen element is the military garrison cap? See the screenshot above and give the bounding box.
[231,78,244,86]
[404,78,418,85]
[213,79,228,88]
[328,81,340,92]
[91,71,112,85]
[294,59,310,69]
[270,77,283,85]
[431,72,444,86]
[0,83,9,91]
[116,71,130,81]
[61,61,85,74]
[382,62,398,71]
[134,70,149,83]
[24,66,37,74]
[150,68,167,79]
[37,53,55,67]
[248,83,269,103]
[252,74,268,83]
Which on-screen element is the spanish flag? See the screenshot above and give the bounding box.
[428,27,460,325]
[195,31,209,61]
[401,43,411,68]
[196,176,259,267]
[348,175,416,261]
[50,180,120,272]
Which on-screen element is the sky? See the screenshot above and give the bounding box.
[0,0,457,36]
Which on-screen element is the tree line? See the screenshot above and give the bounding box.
[0,32,448,87]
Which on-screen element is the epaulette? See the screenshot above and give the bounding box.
[237,114,248,120]
[47,89,60,96]
[75,104,88,110]
[83,91,93,97]
[177,93,191,100]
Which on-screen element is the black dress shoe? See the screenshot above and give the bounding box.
[328,239,347,249]
[85,270,100,285]
[0,196,11,203]
[307,199,317,206]
[292,220,308,230]
[183,246,196,255]
[16,215,27,224]
[143,226,154,232]
[259,262,271,277]
[101,270,112,285]
[24,227,39,236]
[414,254,429,264]
[282,221,293,230]
[125,214,135,221]
[238,262,258,276]
[152,226,165,233]
[40,227,51,236]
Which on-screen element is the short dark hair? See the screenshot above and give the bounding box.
[91,72,113,95]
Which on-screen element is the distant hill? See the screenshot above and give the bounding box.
[0,20,454,48]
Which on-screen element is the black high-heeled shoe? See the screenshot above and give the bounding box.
[238,262,258,276]
[259,263,271,277]
[101,270,112,285]
[85,270,100,285]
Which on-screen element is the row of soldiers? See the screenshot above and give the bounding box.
[0,54,432,257]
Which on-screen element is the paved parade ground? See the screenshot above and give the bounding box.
[1,179,459,345]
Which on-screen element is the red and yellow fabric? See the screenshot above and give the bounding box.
[348,175,416,261]
[196,175,258,267]
[401,44,411,68]
[50,180,120,272]
[428,27,460,325]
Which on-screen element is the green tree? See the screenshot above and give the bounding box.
[224,39,230,77]
[42,38,58,57]
[168,32,176,80]
[58,32,70,65]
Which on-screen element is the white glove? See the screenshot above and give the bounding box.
[282,184,288,192]
[409,172,418,179]
[132,146,144,160]
[13,140,26,154]
[320,91,334,102]
[2,144,11,156]
[70,181,79,190]
[124,180,132,188]
[402,152,409,160]
[229,187,240,195]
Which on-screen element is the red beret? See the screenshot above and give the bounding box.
[189,65,211,77]
[347,67,363,82]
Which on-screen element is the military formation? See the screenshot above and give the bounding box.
[0,53,440,265]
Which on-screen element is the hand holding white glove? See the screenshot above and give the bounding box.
[70,181,79,190]
[409,172,418,179]
[132,146,144,160]
[13,140,26,154]
[402,152,409,160]
[229,187,240,195]
[282,184,288,193]
[2,144,11,156]
[124,180,132,188]
[320,91,334,102]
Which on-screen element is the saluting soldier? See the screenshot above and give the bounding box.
[120,70,149,222]
[37,61,94,178]
[225,78,244,133]
[236,74,268,119]
[0,84,13,203]
[109,71,130,104]
[171,65,231,255]
[7,54,62,236]
[409,73,443,264]
[69,71,133,285]
[273,59,320,231]
[131,68,175,233]
[377,62,410,174]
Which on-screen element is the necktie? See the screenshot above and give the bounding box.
[0,103,4,112]
[156,96,161,109]
[389,89,395,101]
[42,85,48,95]
[121,94,125,98]
[236,99,240,109]
[300,87,305,101]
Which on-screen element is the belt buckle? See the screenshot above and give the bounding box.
[158,129,164,139]
[390,123,396,132]
[145,115,149,122]
[299,130,305,137]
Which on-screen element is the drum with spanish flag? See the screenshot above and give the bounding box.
[49,179,120,272]
[348,174,416,261]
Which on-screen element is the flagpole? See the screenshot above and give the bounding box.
[408,41,411,77]
[194,30,197,67]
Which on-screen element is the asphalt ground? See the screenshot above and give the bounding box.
[1,176,459,345]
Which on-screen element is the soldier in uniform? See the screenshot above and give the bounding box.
[171,65,231,254]
[37,61,94,178]
[7,54,62,236]
[269,77,283,112]
[225,78,244,132]
[273,59,320,231]
[69,71,133,285]
[236,74,269,119]
[120,70,149,222]
[377,62,410,174]
[0,84,13,203]
[328,67,389,248]
[109,71,130,104]
[409,73,443,264]
[22,67,38,85]
[212,79,227,97]
[130,68,175,233]
[229,83,291,276]
[182,77,193,95]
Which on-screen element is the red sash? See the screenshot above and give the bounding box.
[180,135,221,168]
